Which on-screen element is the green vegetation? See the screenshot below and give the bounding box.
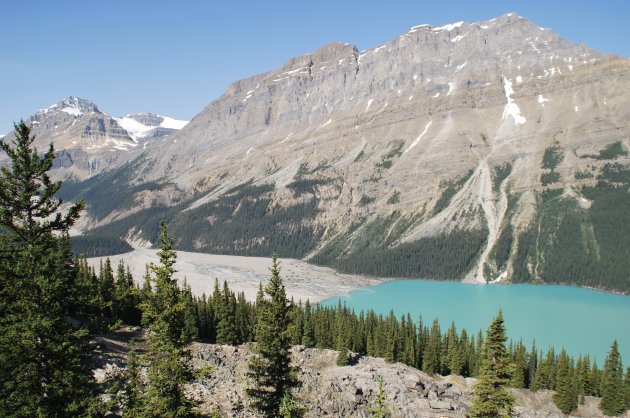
[359,194,375,205]
[598,141,628,160]
[132,221,198,416]
[584,141,629,160]
[574,170,594,179]
[431,169,474,216]
[376,140,405,170]
[540,171,560,186]
[470,310,515,418]
[71,235,133,257]
[386,191,400,204]
[540,144,564,186]
[0,121,96,416]
[600,340,626,416]
[170,183,323,258]
[368,376,390,418]
[57,159,165,221]
[513,164,630,292]
[247,255,301,416]
[286,177,333,198]
[491,162,512,193]
[542,144,564,170]
[312,213,487,280]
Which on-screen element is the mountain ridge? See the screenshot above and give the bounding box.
[13,13,630,292]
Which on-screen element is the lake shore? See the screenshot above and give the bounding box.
[88,248,386,303]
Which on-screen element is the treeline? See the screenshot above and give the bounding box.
[79,255,630,416]
[71,235,133,257]
[313,227,487,280]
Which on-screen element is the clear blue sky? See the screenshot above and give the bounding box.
[1,0,628,134]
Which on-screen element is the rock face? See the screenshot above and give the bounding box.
[1,97,188,180]
[189,344,473,417]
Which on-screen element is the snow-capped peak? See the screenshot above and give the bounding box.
[41,96,99,117]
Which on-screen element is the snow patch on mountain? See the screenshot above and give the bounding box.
[433,21,464,32]
[114,115,189,140]
[501,78,526,125]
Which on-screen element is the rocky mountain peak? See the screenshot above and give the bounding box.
[43,96,101,117]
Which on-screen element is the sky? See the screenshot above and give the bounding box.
[1,0,629,134]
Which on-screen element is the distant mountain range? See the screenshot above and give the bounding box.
[4,13,630,293]
[1,96,188,179]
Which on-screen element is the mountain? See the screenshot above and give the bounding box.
[1,97,188,180]
[51,14,630,292]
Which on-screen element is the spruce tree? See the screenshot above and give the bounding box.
[216,280,238,344]
[553,349,577,414]
[0,121,95,416]
[470,310,515,418]
[422,319,441,375]
[137,220,197,417]
[302,299,315,347]
[600,340,626,416]
[247,254,300,416]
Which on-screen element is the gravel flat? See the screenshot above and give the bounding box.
[88,248,385,303]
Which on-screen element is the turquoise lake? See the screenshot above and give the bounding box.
[322,280,630,365]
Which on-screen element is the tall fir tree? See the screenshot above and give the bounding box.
[247,254,300,416]
[470,310,515,418]
[0,121,96,416]
[422,319,442,375]
[599,340,626,416]
[216,280,238,344]
[137,220,197,417]
[553,349,577,414]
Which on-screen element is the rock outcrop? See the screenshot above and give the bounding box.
[93,329,626,417]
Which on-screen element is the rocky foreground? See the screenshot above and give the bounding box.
[93,328,625,417]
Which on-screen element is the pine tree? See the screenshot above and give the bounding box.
[247,255,300,416]
[600,340,626,416]
[470,310,515,418]
[137,220,197,416]
[0,121,96,416]
[553,349,577,414]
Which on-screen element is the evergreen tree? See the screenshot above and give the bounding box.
[368,375,390,418]
[247,255,300,416]
[553,349,577,414]
[422,319,441,375]
[510,340,528,388]
[470,310,515,418]
[216,280,237,344]
[302,299,315,347]
[600,340,626,416]
[625,366,630,410]
[137,220,197,417]
[99,257,115,317]
[119,340,144,417]
[0,121,95,416]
